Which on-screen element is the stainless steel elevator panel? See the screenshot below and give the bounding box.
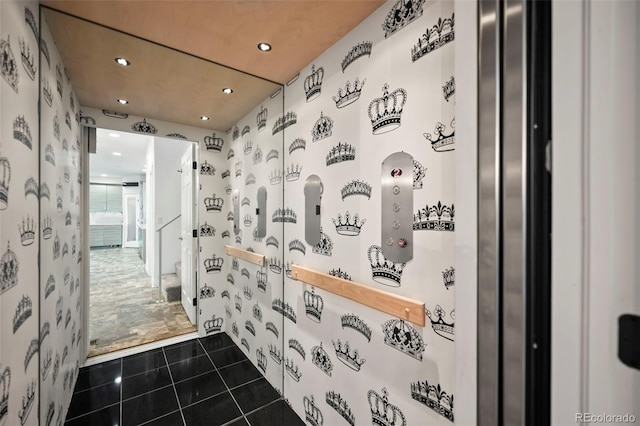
[381,152,413,263]
[304,174,323,246]
[233,189,240,236]
[256,187,267,238]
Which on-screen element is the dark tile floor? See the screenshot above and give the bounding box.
[66,333,304,426]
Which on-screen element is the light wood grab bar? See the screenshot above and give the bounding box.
[290,264,425,327]
[224,245,265,267]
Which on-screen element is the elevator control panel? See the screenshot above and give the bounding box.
[233,189,240,236]
[304,174,323,246]
[256,187,267,238]
[381,152,414,263]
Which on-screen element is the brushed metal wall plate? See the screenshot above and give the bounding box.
[256,187,267,238]
[381,152,414,263]
[304,174,323,246]
[233,189,240,236]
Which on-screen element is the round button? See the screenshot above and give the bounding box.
[398,239,407,248]
[392,186,400,195]
[391,168,402,177]
[392,221,401,230]
[393,203,400,212]
[386,237,394,246]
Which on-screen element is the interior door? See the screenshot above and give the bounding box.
[181,146,196,324]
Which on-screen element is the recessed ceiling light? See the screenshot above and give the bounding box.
[100,174,108,177]
[109,133,120,138]
[200,116,209,121]
[117,99,128,104]
[257,42,272,52]
[115,58,131,67]
[112,152,122,156]
[222,88,233,94]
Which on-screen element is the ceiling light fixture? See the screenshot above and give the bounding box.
[222,88,233,94]
[108,133,120,138]
[200,116,209,121]
[112,152,122,156]
[257,42,272,52]
[115,58,131,67]
[117,99,128,105]
[100,174,108,177]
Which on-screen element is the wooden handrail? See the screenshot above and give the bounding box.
[224,245,265,267]
[290,264,425,327]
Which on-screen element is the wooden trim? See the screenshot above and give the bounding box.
[224,245,265,266]
[290,264,425,327]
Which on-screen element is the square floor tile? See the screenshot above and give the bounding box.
[65,402,120,426]
[122,349,167,377]
[209,346,247,368]
[199,333,235,353]
[231,378,280,414]
[218,360,262,388]
[139,409,184,426]
[174,371,227,407]
[67,381,121,420]
[182,392,242,426]
[245,400,305,426]
[122,386,179,426]
[164,339,205,364]
[169,354,215,383]
[74,359,122,392]
[122,366,173,400]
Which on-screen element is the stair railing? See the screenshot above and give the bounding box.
[155,214,181,302]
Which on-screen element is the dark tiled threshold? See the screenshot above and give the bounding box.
[66,333,304,426]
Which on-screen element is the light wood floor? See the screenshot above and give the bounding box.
[88,247,196,357]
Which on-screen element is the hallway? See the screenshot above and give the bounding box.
[89,248,196,357]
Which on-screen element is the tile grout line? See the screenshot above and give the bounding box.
[64,401,121,422]
[162,347,188,426]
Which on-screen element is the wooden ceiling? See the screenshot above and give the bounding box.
[41,1,385,131]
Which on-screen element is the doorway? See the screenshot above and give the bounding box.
[87,128,197,357]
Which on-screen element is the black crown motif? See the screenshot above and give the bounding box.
[288,239,306,255]
[272,298,296,323]
[411,379,454,422]
[241,197,250,207]
[25,7,38,41]
[253,146,263,164]
[326,391,355,426]
[225,305,232,318]
[272,207,297,223]
[235,160,243,177]
[413,159,426,189]
[342,41,372,72]
[256,347,267,373]
[200,283,215,299]
[382,0,426,38]
[368,387,406,426]
[232,321,239,337]
[285,164,302,182]
[285,357,301,381]
[65,308,71,328]
[221,170,231,179]
[412,13,455,62]
[266,149,279,162]
[131,118,157,134]
[13,116,32,149]
[312,228,333,257]
[1,36,19,93]
[18,215,36,246]
[341,180,371,200]
[202,132,224,152]
[311,342,332,376]
[368,245,405,287]
[45,400,55,426]
[304,288,324,323]
[426,305,455,341]
[41,349,52,381]
[51,353,59,383]
[44,274,55,300]
[204,315,223,334]
[289,339,306,360]
[304,395,324,426]
[244,140,253,155]
[40,37,50,69]
[312,111,333,142]
[166,132,187,139]
[65,111,72,130]
[0,156,9,209]
[204,254,223,273]
[0,368,10,422]
[200,160,215,175]
[341,314,372,342]
[269,169,282,185]
[413,201,455,231]
[204,194,224,212]
[256,269,267,292]
[243,214,253,227]
[424,120,455,152]
[1,242,19,295]
[221,290,230,300]
[269,257,282,274]
[245,173,256,185]
[232,258,239,271]
[333,211,365,236]
[326,142,356,166]
[227,149,235,160]
[266,236,279,249]
[269,344,282,365]
[241,338,250,352]
[245,320,255,336]
[332,339,366,371]
[227,273,235,285]
[368,84,407,135]
[443,76,455,101]
[253,303,263,322]
[304,64,324,102]
[235,294,243,312]
[382,319,425,361]
[266,321,279,338]
[24,338,39,372]
[288,138,306,155]
[257,105,268,131]
[42,77,53,107]
[200,221,215,237]
[62,138,69,152]
[329,268,352,281]
[53,232,60,259]
[242,125,250,137]
[19,38,35,81]
[243,285,253,300]
[443,267,455,289]
[272,112,297,135]
[333,78,366,109]
[221,230,230,239]
[13,295,32,334]
[54,115,61,141]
